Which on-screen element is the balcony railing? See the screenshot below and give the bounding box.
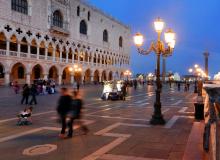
[50,21,70,35]
[0,49,118,69]
[0,49,6,56]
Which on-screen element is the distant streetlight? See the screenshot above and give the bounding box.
[133,17,176,125]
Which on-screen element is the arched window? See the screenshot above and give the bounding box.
[88,11,90,21]
[80,20,87,35]
[11,0,28,15]
[119,36,123,47]
[53,10,63,28]
[77,6,80,16]
[18,66,24,79]
[103,30,108,42]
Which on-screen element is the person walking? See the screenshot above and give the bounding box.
[13,81,20,94]
[21,84,30,105]
[57,88,73,138]
[121,83,127,101]
[71,91,89,135]
[29,84,38,105]
[177,82,181,91]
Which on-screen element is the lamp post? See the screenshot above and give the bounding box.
[134,18,176,125]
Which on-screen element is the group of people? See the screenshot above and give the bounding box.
[177,81,191,92]
[21,84,38,105]
[57,88,88,138]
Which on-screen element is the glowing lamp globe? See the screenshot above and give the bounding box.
[154,17,164,33]
[134,33,144,47]
[165,28,175,44]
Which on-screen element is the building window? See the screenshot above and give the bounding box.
[53,10,63,28]
[11,0,28,15]
[80,20,87,35]
[103,30,108,42]
[119,36,123,47]
[88,11,90,21]
[77,6,80,16]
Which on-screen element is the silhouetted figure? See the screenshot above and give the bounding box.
[71,91,89,136]
[29,84,38,105]
[21,84,30,105]
[178,82,181,91]
[57,88,73,138]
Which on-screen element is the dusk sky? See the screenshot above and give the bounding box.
[88,0,220,77]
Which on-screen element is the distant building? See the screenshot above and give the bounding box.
[0,0,130,85]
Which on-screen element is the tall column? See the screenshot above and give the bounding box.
[6,40,10,56]
[162,56,166,82]
[66,50,69,63]
[52,48,56,62]
[99,73,102,82]
[17,42,21,53]
[37,46,40,59]
[60,49,63,62]
[27,43,31,58]
[58,74,62,85]
[81,72,85,84]
[204,52,209,80]
[26,73,31,85]
[70,74,74,84]
[43,74,48,80]
[4,72,10,86]
[45,47,48,60]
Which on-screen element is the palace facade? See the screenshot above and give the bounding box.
[0,0,130,85]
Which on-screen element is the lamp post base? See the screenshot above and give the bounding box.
[150,103,166,125]
[150,114,166,125]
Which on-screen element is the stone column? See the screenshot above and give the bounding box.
[60,49,63,62]
[66,50,69,63]
[26,73,31,85]
[6,40,10,56]
[91,76,94,82]
[58,74,62,85]
[27,43,31,58]
[52,48,56,62]
[17,42,21,53]
[204,52,209,80]
[45,47,48,60]
[4,72,10,86]
[81,72,85,84]
[72,53,74,63]
[70,74,74,84]
[99,73,102,82]
[43,74,48,80]
[37,46,40,59]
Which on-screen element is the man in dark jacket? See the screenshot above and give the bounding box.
[57,88,73,138]
[21,84,30,105]
[29,84,38,105]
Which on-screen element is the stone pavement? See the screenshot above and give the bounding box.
[0,84,206,160]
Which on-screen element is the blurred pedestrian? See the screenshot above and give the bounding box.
[29,84,37,105]
[121,83,127,100]
[21,84,30,105]
[71,91,89,135]
[57,88,73,138]
[177,82,181,91]
[13,81,20,94]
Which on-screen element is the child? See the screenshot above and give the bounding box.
[17,107,33,125]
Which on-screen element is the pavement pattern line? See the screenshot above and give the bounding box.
[0,120,95,143]
[82,122,153,160]
[100,154,167,160]
[171,100,183,106]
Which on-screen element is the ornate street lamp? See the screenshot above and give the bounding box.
[133,18,176,125]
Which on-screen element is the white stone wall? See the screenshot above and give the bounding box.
[0,0,131,85]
